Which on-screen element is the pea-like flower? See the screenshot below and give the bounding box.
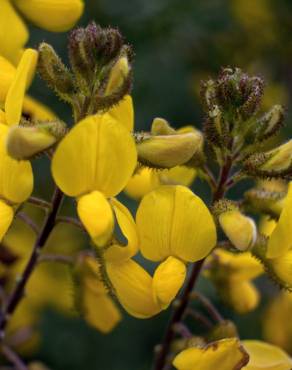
[0,48,37,241]
[173,338,292,370]
[0,0,84,63]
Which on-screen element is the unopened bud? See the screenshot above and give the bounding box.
[137,131,203,168]
[151,118,176,135]
[6,121,66,160]
[38,43,75,101]
[255,105,284,142]
[207,320,238,341]
[105,56,130,96]
[261,140,292,172]
[219,210,257,251]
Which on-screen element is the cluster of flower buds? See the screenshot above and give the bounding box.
[38,22,133,117]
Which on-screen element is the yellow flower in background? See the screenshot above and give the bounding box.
[124,165,196,200]
[0,48,37,242]
[0,0,84,63]
[263,292,292,354]
[52,112,137,246]
[75,255,121,334]
[173,338,249,370]
[207,250,263,314]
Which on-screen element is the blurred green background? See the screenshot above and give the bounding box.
[18,0,292,368]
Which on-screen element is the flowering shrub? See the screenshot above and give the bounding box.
[0,2,292,369]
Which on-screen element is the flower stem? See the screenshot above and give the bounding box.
[1,344,28,370]
[0,187,64,340]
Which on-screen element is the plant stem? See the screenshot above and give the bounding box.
[191,292,224,323]
[1,345,28,370]
[153,156,233,370]
[0,187,63,339]
[27,196,51,210]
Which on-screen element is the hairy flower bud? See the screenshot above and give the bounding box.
[38,43,76,101]
[136,131,203,168]
[219,209,257,251]
[255,105,284,142]
[6,121,66,160]
[105,56,130,96]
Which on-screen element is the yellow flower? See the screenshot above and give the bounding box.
[242,340,292,370]
[263,292,292,354]
[136,185,217,263]
[207,250,263,314]
[173,338,249,370]
[0,49,37,241]
[52,113,137,246]
[75,254,121,334]
[0,0,84,63]
[256,183,292,288]
[173,338,292,370]
[124,165,196,200]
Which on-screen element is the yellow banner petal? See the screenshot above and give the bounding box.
[136,185,216,262]
[0,0,28,62]
[173,338,249,370]
[106,95,134,132]
[104,198,138,263]
[52,114,137,197]
[152,256,186,309]
[267,182,292,259]
[0,124,33,203]
[14,0,84,32]
[5,49,38,126]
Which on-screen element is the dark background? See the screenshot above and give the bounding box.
[21,0,292,368]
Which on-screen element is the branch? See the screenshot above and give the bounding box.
[16,212,40,235]
[27,197,51,210]
[1,345,28,370]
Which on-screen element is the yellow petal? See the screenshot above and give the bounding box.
[267,183,292,258]
[0,56,16,103]
[23,95,56,121]
[270,250,292,287]
[0,110,6,123]
[259,216,277,237]
[5,49,38,126]
[106,259,160,318]
[0,199,14,241]
[77,191,114,247]
[136,185,216,262]
[228,280,260,314]
[52,114,137,197]
[242,340,292,370]
[80,276,121,334]
[106,95,134,131]
[0,124,33,203]
[159,165,197,187]
[104,198,138,263]
[124,167,160,200]
[152,256,186,309]
[0,0,28,62]
[14,0,84,32]
[219,211,257,251]
[214,250,263,281]
[173,338,249,370]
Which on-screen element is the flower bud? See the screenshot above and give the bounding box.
[207,320,238,341]
[261,140,292,172]
[6,121,66,160]
[105,56,130,96]
[137,131,203,168]
[219,210,257,251]
[38,43,75,101]
[151,118,176,135]
[255,105,284,142]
